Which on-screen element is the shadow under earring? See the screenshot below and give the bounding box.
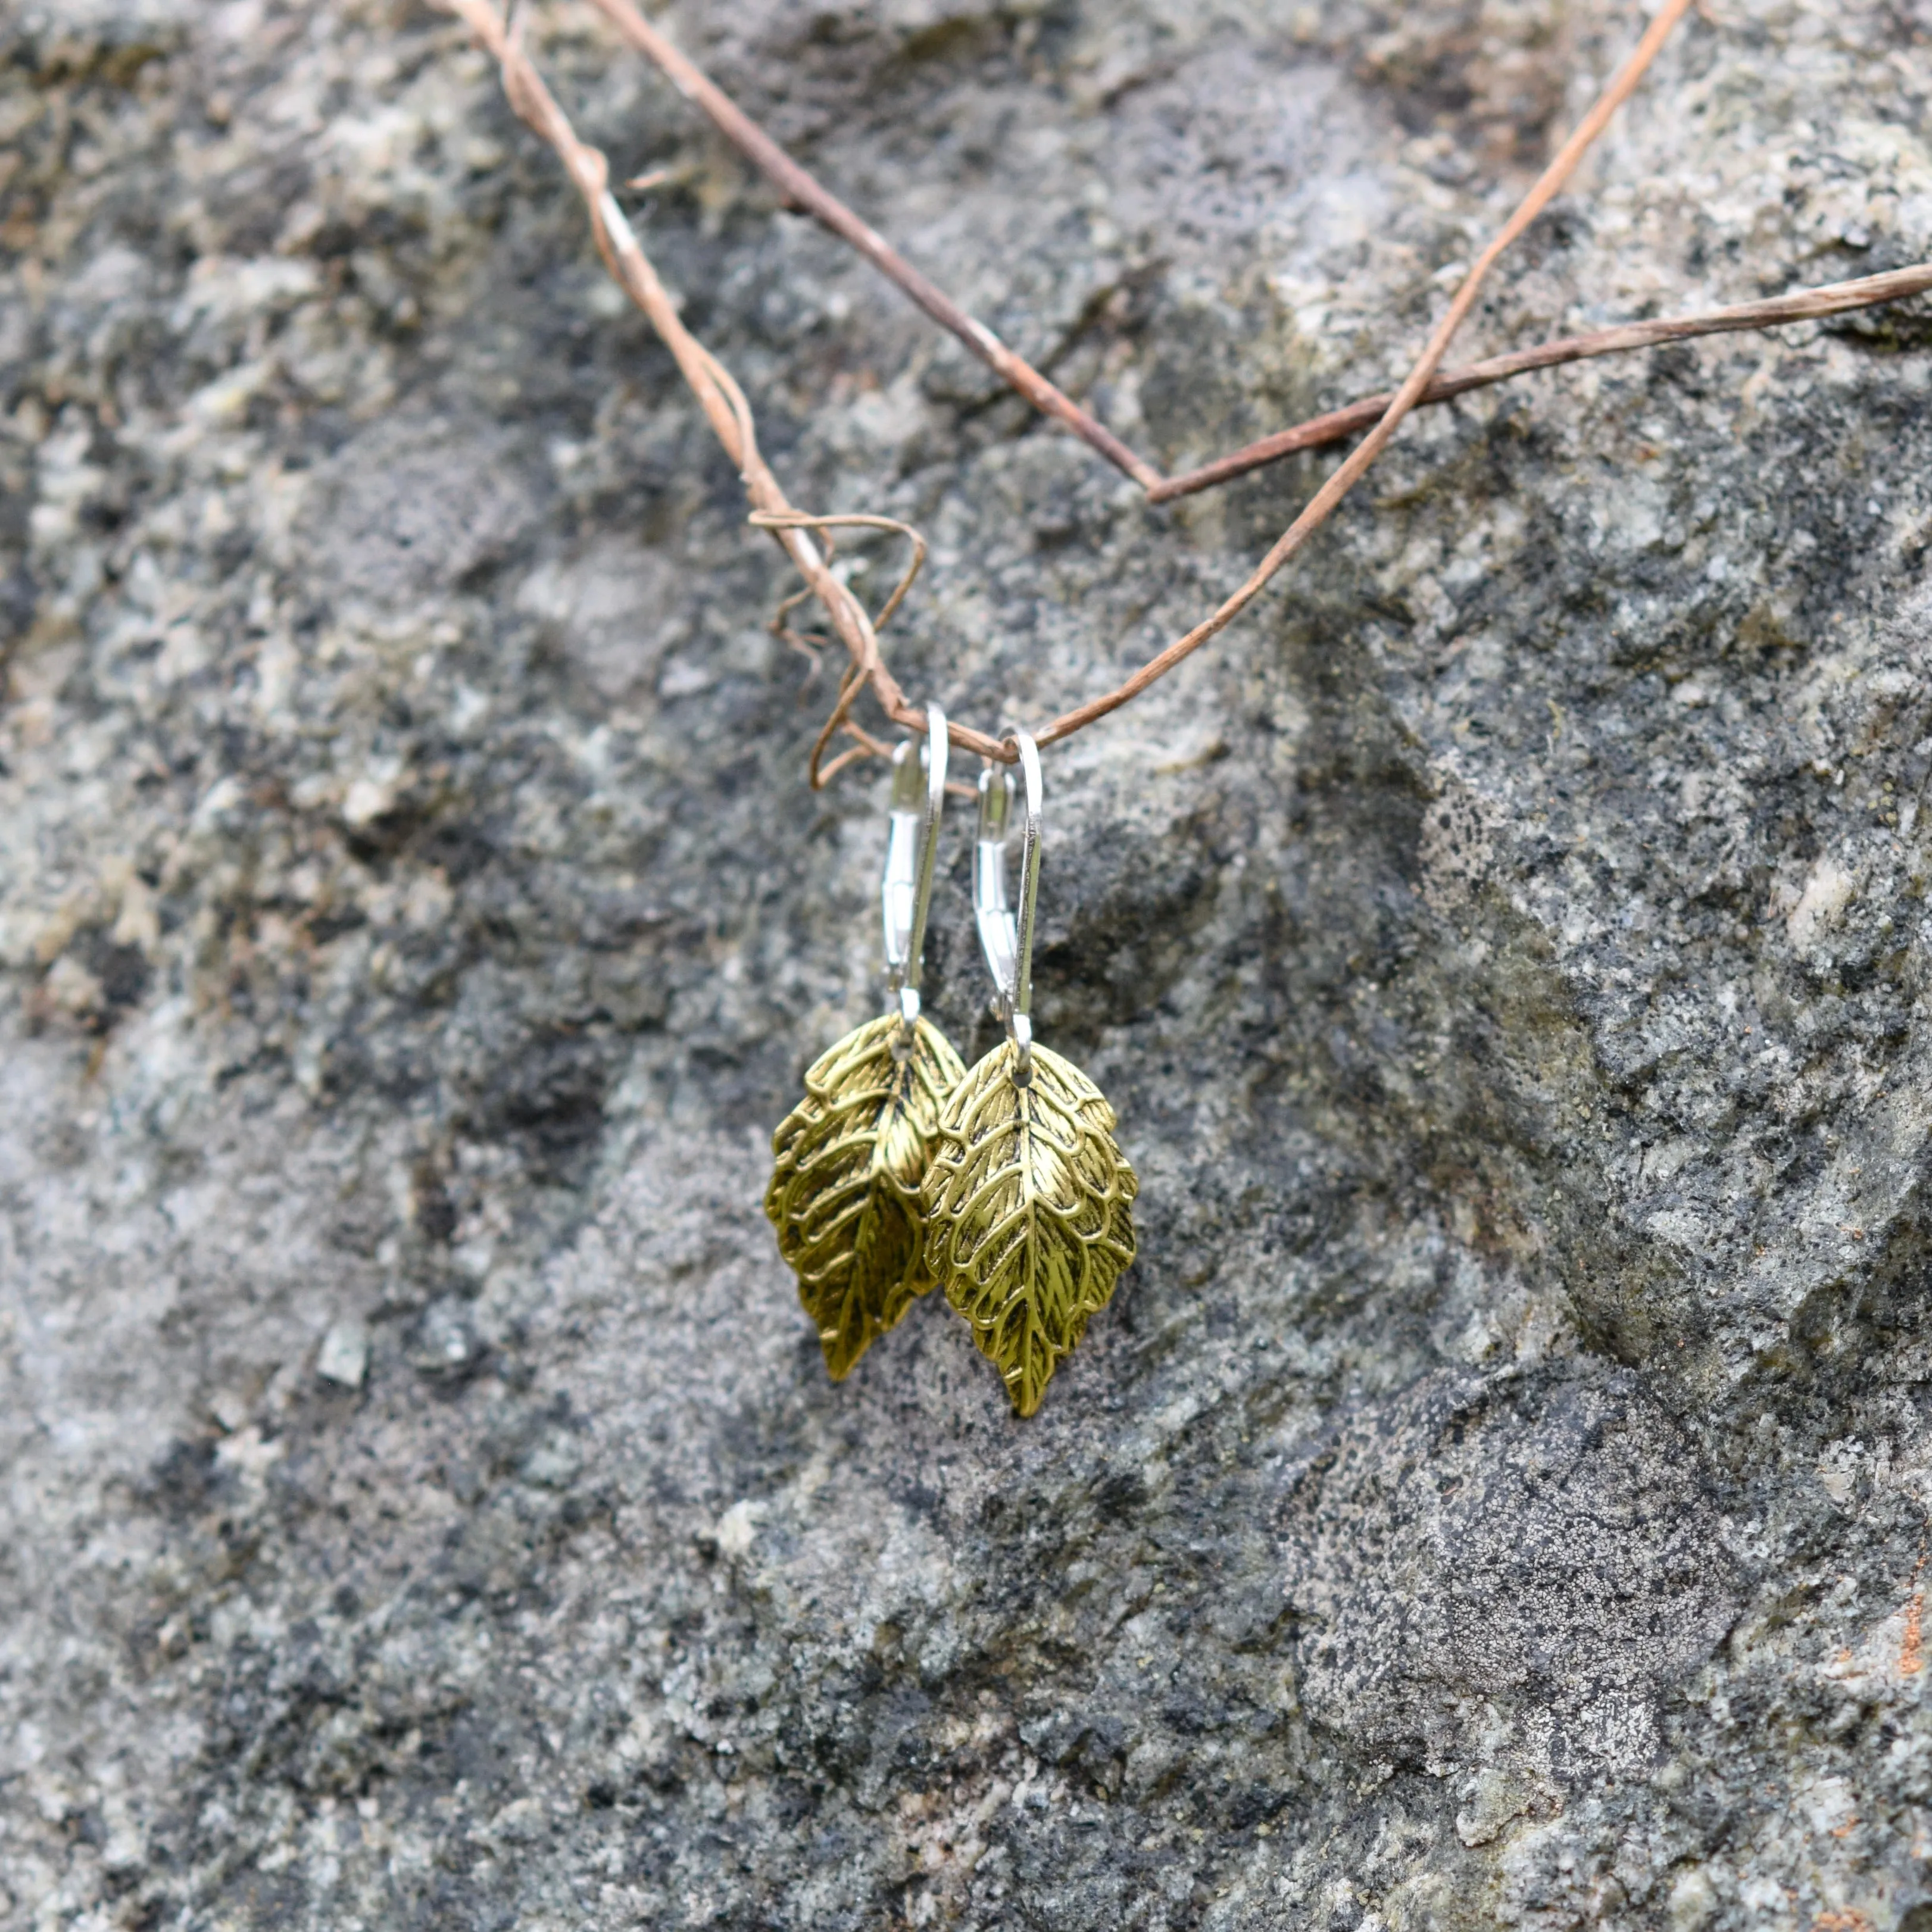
[921,732,1138,1416]
[765,706,966,1379]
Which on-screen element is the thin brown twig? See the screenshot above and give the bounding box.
[583,0,1163,491]
[578,0,1768,740]
[1150,261,1932,501]
[747,511,929,632]
[810,664,870,785]
[751,510,930,781]
[808,664,903,786]
[447,0,1813,770]
[581,0,1931,510]
[1029,0,1698,748]
[442,0,1009,772]
[766,584,826,672]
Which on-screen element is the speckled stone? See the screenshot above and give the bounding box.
[2,2,1931,1927]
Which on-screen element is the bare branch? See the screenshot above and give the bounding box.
[1149,262,1932,502]
[583,0,1163,491]
[1033,0,1698,748]
[436,0,1009,773]
[522,3,1929,539]
[445,0,1930,774]
[572,4,1928,528]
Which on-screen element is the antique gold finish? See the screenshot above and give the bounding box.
[932,732,1138,1414]
[767,705,960,1379]
[767,1012,967,1379]
[922,1037,1138,1416]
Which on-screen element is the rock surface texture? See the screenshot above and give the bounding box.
[4,1,1932,1926]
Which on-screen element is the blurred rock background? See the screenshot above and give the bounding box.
[2,1,1930,1925]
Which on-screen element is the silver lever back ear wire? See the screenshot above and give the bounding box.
[881,704,948,1032]
[972,730,1043,1084]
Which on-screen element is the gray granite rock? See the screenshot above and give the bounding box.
[2,1,1931,1927]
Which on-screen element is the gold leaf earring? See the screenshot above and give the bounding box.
[765,706,966,1379]
[922,732,1138,1416]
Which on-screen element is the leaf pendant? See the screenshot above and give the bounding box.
[922,1038,1138,1416]
[766,1013,967,1379]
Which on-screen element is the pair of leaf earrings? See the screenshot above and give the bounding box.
[764,708,1138,1416]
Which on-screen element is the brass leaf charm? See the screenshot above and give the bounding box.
[922,1038,1138,1416]
[766,1013,967,1379]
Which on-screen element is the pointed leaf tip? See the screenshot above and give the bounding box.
[767,1013,967,1379]
[922,1038,1137,1415]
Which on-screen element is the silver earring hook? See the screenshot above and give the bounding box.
[972,763,1015,1012]
[972,730,1043,1082]
[881,704,947,1031]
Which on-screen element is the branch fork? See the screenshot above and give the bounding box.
[440,0,1927,778]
